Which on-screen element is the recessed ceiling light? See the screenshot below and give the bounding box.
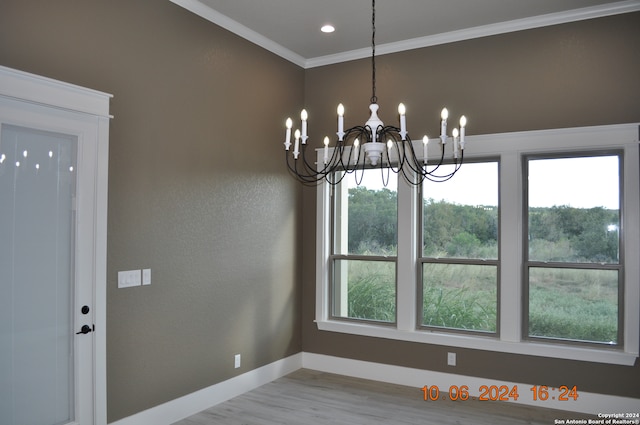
[321,24,335,33]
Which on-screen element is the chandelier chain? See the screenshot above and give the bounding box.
[371,0,377,104]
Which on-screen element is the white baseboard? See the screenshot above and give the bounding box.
[109,351,638,424]
[301,352,640,415]
[108,353,302,425]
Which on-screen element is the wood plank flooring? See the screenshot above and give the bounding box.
[173,369,596,425]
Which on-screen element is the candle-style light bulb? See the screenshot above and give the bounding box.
[300,109,308,143]
[293,129,301,159]
[452,128,459,159]
[323,136,330,164]
[337,103,345,141]
[284,118,293,150]
[422,135,429,164]
[398,103,407,140]
[459,115,467,149]
[440,107,449,141]
[352,138,360,164]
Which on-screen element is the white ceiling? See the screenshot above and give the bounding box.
[171,0,640,68]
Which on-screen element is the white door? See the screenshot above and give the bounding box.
[0,67,110,425]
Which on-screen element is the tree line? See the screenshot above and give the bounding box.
[348,187,619,263]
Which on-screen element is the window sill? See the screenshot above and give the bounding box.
[315,319,638,366]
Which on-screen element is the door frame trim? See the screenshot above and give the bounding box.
[1,65,111,425]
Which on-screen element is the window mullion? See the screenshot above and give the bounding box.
[396,175,417,331]
[499,152,522,342]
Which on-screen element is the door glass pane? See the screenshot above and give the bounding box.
[528,267,618,343]
[527,155,620,263]
[0,124,77,425]
[332,259,396,322]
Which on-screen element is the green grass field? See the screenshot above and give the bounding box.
[339,261,618,343]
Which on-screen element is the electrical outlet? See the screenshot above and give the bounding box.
[234,354,241,369]
[447,352,456,366]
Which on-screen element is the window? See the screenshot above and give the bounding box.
[524,154,622,345]
[331,169,397,323]
[420,161,499,333]
[315,124,639,365]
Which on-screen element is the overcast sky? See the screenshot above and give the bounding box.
[348,156,619,210]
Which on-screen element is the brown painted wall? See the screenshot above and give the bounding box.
[301,12,640,399]
[0,0,303,422]
[1,0,639,421]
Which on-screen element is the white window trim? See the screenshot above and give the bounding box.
[315,123,640,366]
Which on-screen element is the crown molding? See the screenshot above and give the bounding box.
[170,0,640,69]
[306,0,640,68]
[169,0,307,68]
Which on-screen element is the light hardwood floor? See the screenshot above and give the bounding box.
[173,369,596,425]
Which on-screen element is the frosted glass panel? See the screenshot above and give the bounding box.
[0,124,77,425]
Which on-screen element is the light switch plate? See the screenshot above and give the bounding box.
[118,270,141,288]
[142,268,151,285]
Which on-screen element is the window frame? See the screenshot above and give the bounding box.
[315,124,639,365]
[522,151,624,347]
[327,170,399,325]
[418,157,501,336]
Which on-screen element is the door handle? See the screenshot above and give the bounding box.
[76,325,93,335]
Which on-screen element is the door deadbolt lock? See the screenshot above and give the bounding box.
[81,305,90,314]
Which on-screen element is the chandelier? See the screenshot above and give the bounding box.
[283,0,468,186]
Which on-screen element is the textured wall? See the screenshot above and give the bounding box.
[0,0,304,422]
[301,12,640,398]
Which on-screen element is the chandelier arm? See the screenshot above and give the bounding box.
[294,141,346,184]
[399,133,425,173]
[393,135,429,183]
[299,142,325,176]
[285,151,324,184]
[379,130,425,186]
[343,126,368,170]
[354,156,368,185]
[380,162,390,187]
[423,153,464,182]
[324,140,347,173]
[300,144,332,181]
[422,142,447,177]
[396,139,427,186]
[336,141,355,171]
[387,131,408,174]
[298,138,344,180]
[324,168,349,186]
[423,167,459,183]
